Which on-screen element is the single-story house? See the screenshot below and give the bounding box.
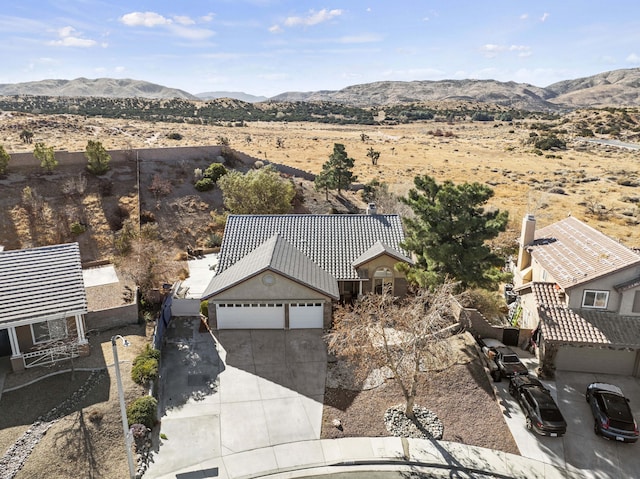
[201,211,413,329]
[512,214,640,377]
[0,243,89,372]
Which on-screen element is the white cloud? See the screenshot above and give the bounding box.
[174,16,196,26]
[120,11,172,27]
[115,66,126,73]
[120,11,215,40]
[47,26,97,47]
[481,44,531,58]
[269,24,283,34]
[201,13,215,23]
[520,13,528,20]
[284,9,342,27]
[626,53,640,64]
[540,12,549,22]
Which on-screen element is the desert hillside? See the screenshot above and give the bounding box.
[1,110,639,262]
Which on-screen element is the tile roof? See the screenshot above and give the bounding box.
[202,234,339,300]
[532,282,640,348]
[0,243,87,326]
[529,216,640,290]
[352,240,413,268]
[215,214,409,281]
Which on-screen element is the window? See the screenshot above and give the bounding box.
[32,318,67,344]
[582,290,609,309]
[373,267,393,294]
[633,291,640,314]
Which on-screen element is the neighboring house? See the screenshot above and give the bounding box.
[201,212,412,329]
[513,214,640,377]
[0,243,89,372]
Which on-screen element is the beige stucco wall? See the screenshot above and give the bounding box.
[355,255,409,297]
[565,267,640,313]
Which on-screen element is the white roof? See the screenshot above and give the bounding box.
[0,243,87,325]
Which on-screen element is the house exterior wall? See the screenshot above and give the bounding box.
[207,271,334,329]
[355,255,409,297]
[85,303,139,331]
[565,268,640,313]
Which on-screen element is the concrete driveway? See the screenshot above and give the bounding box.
[145,320,326,478]
[495,348,640,478]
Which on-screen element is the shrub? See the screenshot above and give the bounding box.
[126,396,158,429]
[200,300,209,317]
[131,345,161,385]
[166,132,183,140]
[534,135,566,150]
[206,233,222,248]
[140,210,156,225]
[70,222,86,235]
[195,177,214,191]
[203,163,227,183]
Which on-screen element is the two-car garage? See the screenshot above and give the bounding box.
[215,302,324,330]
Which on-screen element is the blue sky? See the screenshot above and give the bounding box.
[1,1,639,97]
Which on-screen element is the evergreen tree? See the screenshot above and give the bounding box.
[314,143,357,196]
[400,175,508,288]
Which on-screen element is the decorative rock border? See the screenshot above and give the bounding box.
[384,404,444,440]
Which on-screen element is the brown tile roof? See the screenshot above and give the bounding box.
[529,216,640,290]
[532,282,640,348]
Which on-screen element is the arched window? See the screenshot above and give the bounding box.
[373,266,393,294]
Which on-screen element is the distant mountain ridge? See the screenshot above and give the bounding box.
[0,77,198,100]
[2,68,640,110]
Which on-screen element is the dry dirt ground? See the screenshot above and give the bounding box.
[0,323,149,479]
[321,333,519,455]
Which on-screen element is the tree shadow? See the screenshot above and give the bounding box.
[52,409,101,479]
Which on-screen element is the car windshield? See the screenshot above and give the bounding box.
[502,355,520,363]
[540,408,564,422]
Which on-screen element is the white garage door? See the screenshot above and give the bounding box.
[556,346,637,376]
[289,303,324,329]
[216,303,284,329]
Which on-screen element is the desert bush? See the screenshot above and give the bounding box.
[70,222,86,235]
[471,112,494,121]
[206,233,222,248]
[0,145,10,175]
[140,223,160,241]
[85,140,111,175]
[131,345,161,386]
[62,174,88,197]
[148,174,173,199]
[98,178,113,196]
[203,163,227,183]
[88,409,103,423]
[140,210,156,224]
[126,396,158,429]
[621,195,640,204]
[166,132,182,140]
[456,288,507,325]
[216,135,230,146]
[617,178,640,187]
[254,160,265,169]
[534,135,566,150]
[195,177,214,191]
[548,187,566,195]
[194,168,203,181]
[200,300,209,318]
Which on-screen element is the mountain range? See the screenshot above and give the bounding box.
[1,68,640,111]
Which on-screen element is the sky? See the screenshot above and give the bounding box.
[1,1,639,97]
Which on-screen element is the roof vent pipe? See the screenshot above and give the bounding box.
[366,203,377,215]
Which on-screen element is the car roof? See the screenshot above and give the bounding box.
[513,374,544,388]
[495,346,517,355]
[589,382,624,396]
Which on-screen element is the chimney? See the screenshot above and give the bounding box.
[517,214,536,270]
[366,203,377,215]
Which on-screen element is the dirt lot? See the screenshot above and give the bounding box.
[321,333,519,455]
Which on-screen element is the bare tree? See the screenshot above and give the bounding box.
[326,283,458,419]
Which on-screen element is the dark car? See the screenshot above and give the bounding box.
[586,383,639,443]
[509,375,567,436]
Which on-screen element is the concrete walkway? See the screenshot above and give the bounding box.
[151,436,576,479]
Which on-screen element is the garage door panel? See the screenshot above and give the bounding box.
[289,303,323,329]
[556,346,636,375]
[217,304,284,329]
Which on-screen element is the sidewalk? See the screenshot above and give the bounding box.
[153,436,578,479]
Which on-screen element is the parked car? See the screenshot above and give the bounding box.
[586,383,639,443]
[509,374,567,436]
[478,338,528,381]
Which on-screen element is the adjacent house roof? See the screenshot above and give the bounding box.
[215,214,409,281]
[529,216,640,290]
[202,234,339,300]
[532,282,640,348]
[0,243,88,326]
